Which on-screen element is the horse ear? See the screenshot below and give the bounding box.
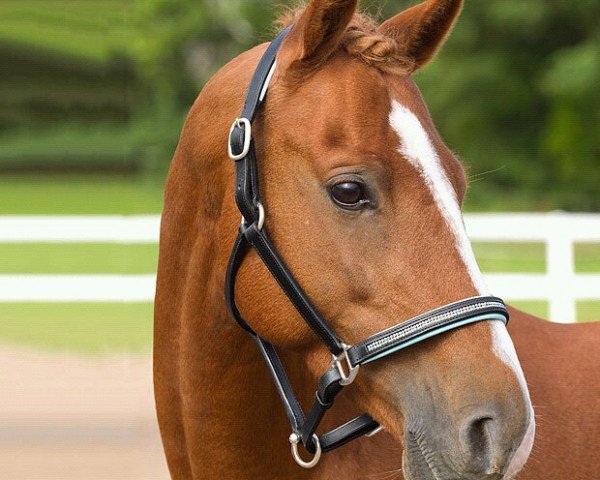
[283,0,358,67]
[380,0,463,71]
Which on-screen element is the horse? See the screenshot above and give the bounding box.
[154,0,595,478]
[505,311,600,480]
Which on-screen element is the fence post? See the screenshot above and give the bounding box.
[546,214,576,323]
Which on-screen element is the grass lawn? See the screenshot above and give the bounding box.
[0,243,158,274]
[0,174,164,214]
[473,243,545,273]
[578,302,600,323]
[0,303,153,354]
[473,242,600,274]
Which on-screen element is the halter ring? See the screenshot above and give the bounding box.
[228,117,252,160]
[240,202,265,231]
[365,425,385,438]
[289,433,322,469]
[333,343,360,386]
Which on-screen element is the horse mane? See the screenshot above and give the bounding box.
[277,6,416,75]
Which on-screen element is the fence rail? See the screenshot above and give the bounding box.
[1,214,599,323]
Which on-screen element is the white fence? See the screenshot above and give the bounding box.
[466,213,600,323]
[1,213,599,323]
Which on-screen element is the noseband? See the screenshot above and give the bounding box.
[225,26,509,469]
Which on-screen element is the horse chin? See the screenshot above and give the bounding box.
[402,444,440,480]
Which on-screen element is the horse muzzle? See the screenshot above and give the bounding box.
[401,403,530,480]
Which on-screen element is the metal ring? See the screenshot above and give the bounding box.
[240,202,265,232]
[289,433,322,469]
[333,343,360,386]
[365,425,385,438]
[228,117,252,160]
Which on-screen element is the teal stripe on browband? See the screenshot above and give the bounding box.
[362,313,508,365]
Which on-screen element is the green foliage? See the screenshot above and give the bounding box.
[1,0,599,210]
[412,0,600,210]
[0,0,135,62]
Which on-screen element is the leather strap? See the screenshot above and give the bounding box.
[227,25,343,355]
[229,25,292,225]
[243,224,343,354]
[319,414,379,452]
[225,233,255,335]
[347,297,509,366]
[255,337,306,433]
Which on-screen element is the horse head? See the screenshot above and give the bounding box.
[156,1,535,478]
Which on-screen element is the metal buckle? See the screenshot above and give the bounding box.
[289,433,322,469]
[332,343,360,386]
[228,117,252,160]
[240,201,265,232]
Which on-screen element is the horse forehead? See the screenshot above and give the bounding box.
[271,70,392,158]
[269,63,457,180]
[278,68,434,139]
[279,59,387,120]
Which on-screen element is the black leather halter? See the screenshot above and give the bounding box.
[225,26,509,469]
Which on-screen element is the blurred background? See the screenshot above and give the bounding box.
[0,0,598,479]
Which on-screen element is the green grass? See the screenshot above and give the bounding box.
[473,243,546,273]
[510,301,549,319]
[0,243,158,274]
[575,243,600,273]
[473,242,600,274]
[0,303,153,354]
[0,174,164,214]
[578,302,600,323]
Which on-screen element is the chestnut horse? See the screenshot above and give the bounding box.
[154,0,598,479]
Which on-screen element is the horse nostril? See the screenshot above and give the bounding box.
[461,415,506,477]
[465,416,493,460]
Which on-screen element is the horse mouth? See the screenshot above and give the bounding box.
[403,429,508,480]
[403,430,445,480]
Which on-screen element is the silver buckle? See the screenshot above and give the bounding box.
[240,201,265,232]
[289,433,322,469]
[332,343,360,386]
[228,117,252,160]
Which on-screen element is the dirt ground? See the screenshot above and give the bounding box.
[0,347,170,480]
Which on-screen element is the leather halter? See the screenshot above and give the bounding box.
[225,26,509,469]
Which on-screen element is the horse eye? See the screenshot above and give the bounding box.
[330,181,369,209]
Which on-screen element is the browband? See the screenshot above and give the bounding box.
[225,26,509,468]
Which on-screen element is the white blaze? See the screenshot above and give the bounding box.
[388,101,488,294]
[388,100,535,477]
